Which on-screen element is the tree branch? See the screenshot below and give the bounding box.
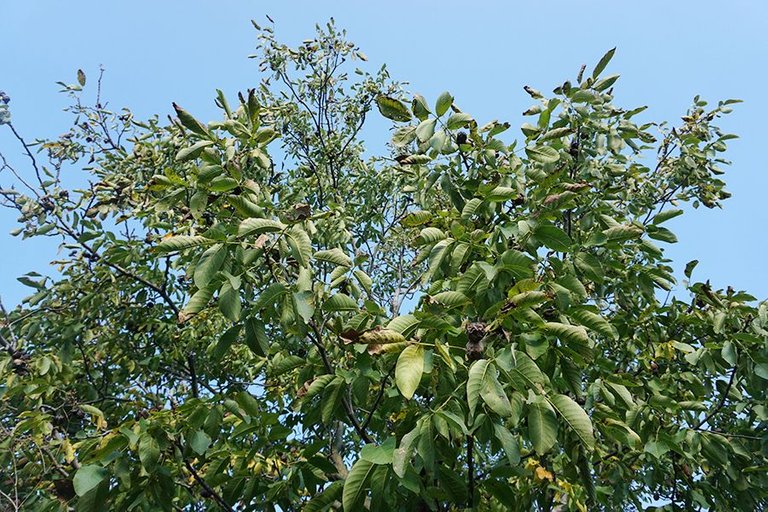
[181,454,232,511]
[307,321,372,443]
[466,434,475,508]
[361,363,395,431]
[694,356,738,430]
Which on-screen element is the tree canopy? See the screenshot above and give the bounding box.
[1,20,767,512]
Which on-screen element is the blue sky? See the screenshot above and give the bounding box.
[1,0,766,306]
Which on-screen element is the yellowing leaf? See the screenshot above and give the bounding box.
[395,345,424,399]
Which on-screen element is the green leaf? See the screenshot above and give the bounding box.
[353,269,373,295]
[521,122,541,137]
[321,380,344,424]
[253,282,287,310]
[528,398,557,454]
[603,224,643,241]
[497,349,546,390]
[605,382,634,408]
[684,259,699,279]
[197,164,224,183]
[700,432,731,467]
[77,69,87,86]
[293,291,315,323]
[287,226,313,267]
[437,410,468,435]
[189,430,211,455]
[540,127,572,141]
[323,293,358,312]
[457,263,490,296]
[429,291,469,308]
[401,210,432,227]
[533,224,572,252]
[486,186,518,202]
[435,91,454,117]
[416,227,446,245]
[176,140,215,162]
[305,481,344,512]
[722,340,738,366]
[592,47,616,79]
[644,440,670,459]
[155,235,209,253]
[361,438,396,465]
[652,208,684,225]
[543,322,590,346]
[237,218,285,237]
[180,285,214,320]
[547,394,595,450]
[228,195,262,218]
[212,325,240,362]
[194,244,226,289]
[218,281,241,321]
[461,198,483,218]
[446,112,473,130]
[386,315,420,337]
[139,434,160,471]
[493,424,521,466]
[393,424,420,478]
[271,355,305,377]
[236,391,260,417]
[376,95,412,122]
[304,375,338,402]
[411,94,430,120]
[244,317,269,356]
[80,404,104,423]
[568,309,618,340]
[575,252,604,282]
[395,345,424,399]
[603,418,641,448]
[314,248,352,268]
[755,363,768,380]
[343,458,375,511]
[398,154,431,165]
[467,359,490,417]
[392,125,417,146]
[647,225,677,243]
[416,118,437,142]
[174,102,210,137]
[525,145,560,164]
[593,74,620,91]
[437,466,468,504]
[73,465,108,497]
[16,275,44,289]
[480,364,513,417]
[209,176,239,192]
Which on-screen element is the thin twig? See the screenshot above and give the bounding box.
[466,434,475,508]
[361,364,395,430]
[307,321,372,443]
[182,457,233,511]
[694,357,738,430]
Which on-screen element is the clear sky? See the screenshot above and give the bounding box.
[1,0,766,306]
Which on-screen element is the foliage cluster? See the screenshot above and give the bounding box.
[1,20,766,512]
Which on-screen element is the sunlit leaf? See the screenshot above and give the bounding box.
[395,345,424,399]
